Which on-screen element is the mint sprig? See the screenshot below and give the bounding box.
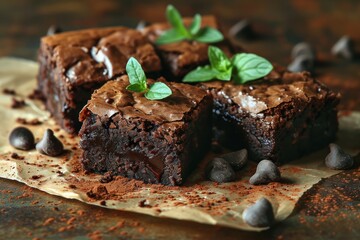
[126,57,172,100]
[183,46,273,84]
[156,5,224,45]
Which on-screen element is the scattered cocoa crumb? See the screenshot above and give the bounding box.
[16,117,42,125]
[86,185,108,200]
[11,152,24,160]
[28,89,44,100]
[99,172,113,183]
[66,217,76,225]
[100,200,106,206]
[43,217,55,226]
[68,184,77,189]
[53,207,59,211]
[2,88,16,95]
[11,98,26,108]
[31,175,44,180]
[138,199,152,208]
[87,230,102,240]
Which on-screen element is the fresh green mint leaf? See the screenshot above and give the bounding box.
[126,83,146,93]
[215,67,232,81]
[194,27,224,43]
[145,82,172,100]
[156,5,224,45]
[166,5,189,37]
[189,14,201,35]
[183,66,219,82]
[232,53,273,84]
[208,46,231,72]
[155,29,187,45]
[126,57,147,88]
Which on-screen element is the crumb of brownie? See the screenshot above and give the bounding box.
[2,88,16,95]
[10,152,25,160]
[86,185,108,200]
[16,118,42,125]
[28,89,44,100]
[11,97,26,108]
[31,175,44,180]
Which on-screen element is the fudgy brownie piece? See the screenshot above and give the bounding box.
[141,16,236,80]
[79,76,213,185]
[200,69,340,164]
[37,27,162,134]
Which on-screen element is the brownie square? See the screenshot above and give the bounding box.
[200,69,340,164]
[79,76,213,185]
[37,27,162,134]
[141,15,236,80]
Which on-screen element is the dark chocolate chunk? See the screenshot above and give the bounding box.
[11,98,26,109]
[288,55,314,72]
[249,160,281,185]
[9,127,35,150]
[242,197,275,227]
[206,157,236,183]
[331,36,355,59]
[325,143,354,170]
[47,25,62,36]
[2,88,16,95]
[36,129,64,156]
[229,19,254,40]
[221,149,248,170]
[291,42,316,60]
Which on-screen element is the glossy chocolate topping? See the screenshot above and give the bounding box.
[201,70,334,114]
[80,76,209,123]
[41,27,162,85]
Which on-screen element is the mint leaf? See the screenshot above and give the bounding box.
[145,82,172,100]
[156,29,187,45]
[194,27,224,43]
[232,53,273,84]
[126,57,147,89]
[208,46,231,72]
[156,5,224,45]
[166,5,189,37]
[183,66,219,82]
[126,83,146,92]
[189,14,201,35]
[215,67,232,81]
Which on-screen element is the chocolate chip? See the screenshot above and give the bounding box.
[325,143,354,170]
[291,42,316,60]
[331,36,355,59]
[47,25,62,36]
[288,55,314,73]
[206,157,236,183]
[36,129,64,156]
[229,19,254,40]
[242,197,275,227]
[221,149,248,170]
[249,160,281,185]
[9,127,35,150]
[136,20,150,30]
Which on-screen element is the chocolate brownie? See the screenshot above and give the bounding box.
[200,69,340,164]
[141,15,236,80]
[79,76,213,185]
[37,27,162,134]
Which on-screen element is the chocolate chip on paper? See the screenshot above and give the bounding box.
[36,129,64,156]
[9,127,35,150]
[220,149,248,170]
[325,143,354,170]
[242,197,275,228]
[206,157,236,183]
[249,160,281,185]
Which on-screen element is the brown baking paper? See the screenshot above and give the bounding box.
[1,57,359,231]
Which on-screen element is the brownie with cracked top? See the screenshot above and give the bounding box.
[79,76,213,185]
[141,15,236,80]
[37,27,162,134]
[200,68,340,164]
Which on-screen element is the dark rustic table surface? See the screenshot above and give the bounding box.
[0,0,360,239]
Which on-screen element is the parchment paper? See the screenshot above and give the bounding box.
[0,57,359,231]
